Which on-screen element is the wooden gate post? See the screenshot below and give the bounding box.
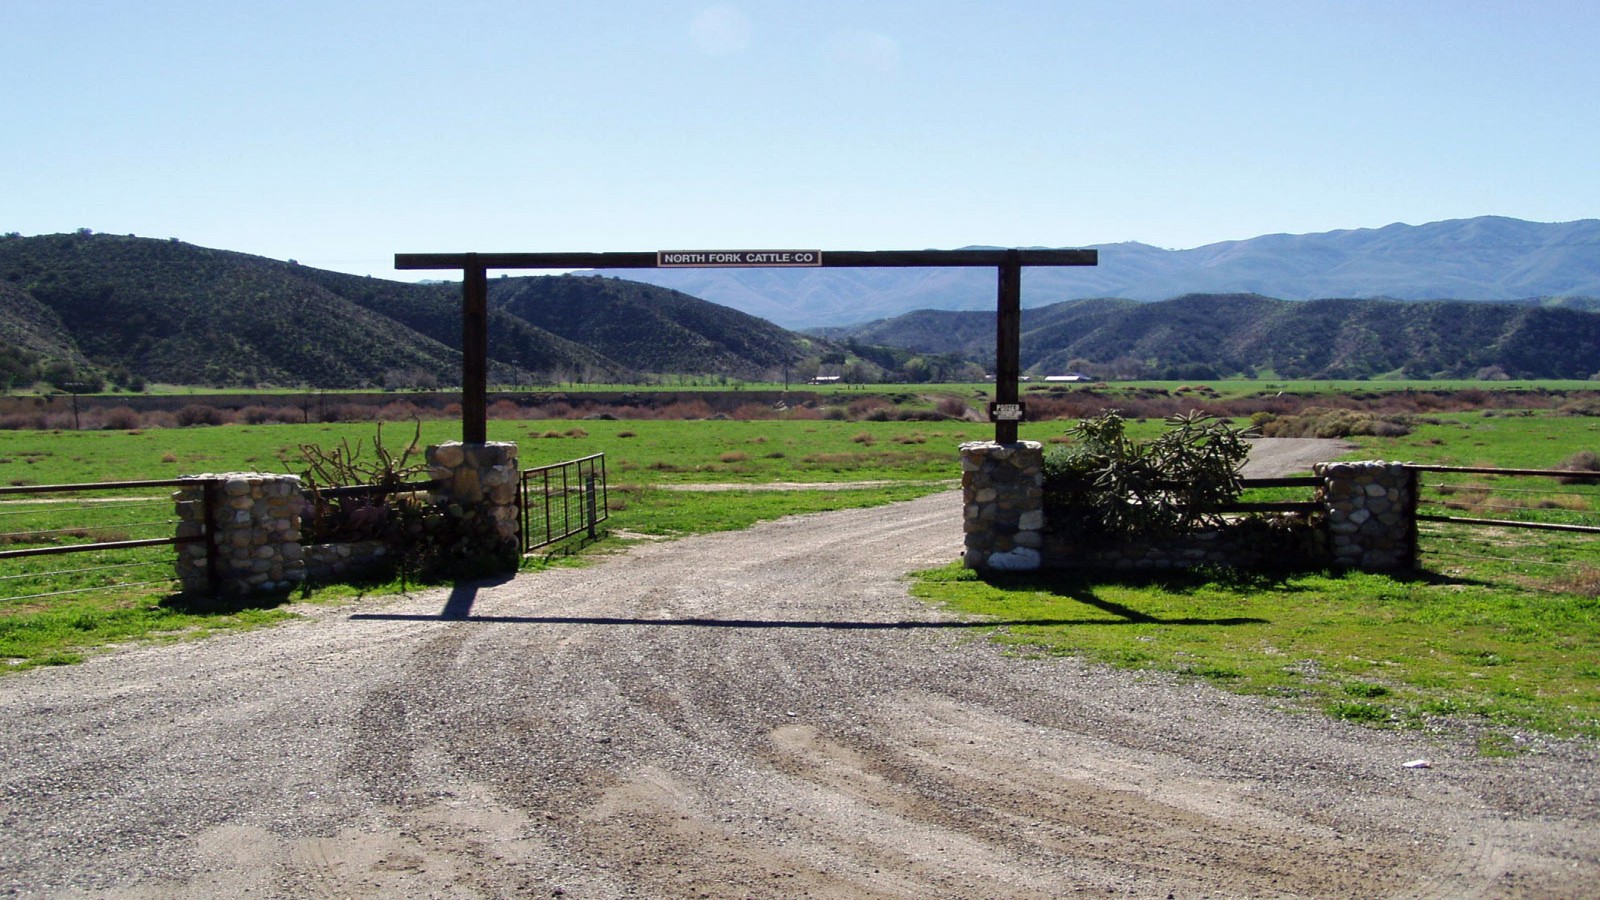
[995,250,1022,444]
[462,254,488,444]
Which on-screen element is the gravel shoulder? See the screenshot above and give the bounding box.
[1,440,1595,898]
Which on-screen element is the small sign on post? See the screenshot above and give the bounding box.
[989,402,1026,423]
[657,250,822,268]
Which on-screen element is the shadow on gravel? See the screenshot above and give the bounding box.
[437,573,517,620]
[348,613,1263,629]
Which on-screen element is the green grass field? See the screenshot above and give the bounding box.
[0,418,984,487]
[0,417,974,670]
[915,564,1598,746]
[3,397,1597,751]
[916,405,1599,750]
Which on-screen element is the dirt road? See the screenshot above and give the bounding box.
[1,442,1596,898]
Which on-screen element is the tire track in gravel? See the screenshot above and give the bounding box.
[2,487,1597,898]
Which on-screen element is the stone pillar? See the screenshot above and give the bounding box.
[426,441,521,569]
[173,473,305,597]
[960,440,1045,572]
[1316,461,1416,572]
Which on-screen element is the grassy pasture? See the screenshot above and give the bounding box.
[915,563,1599,746]
[917,405,1600,749]
[0,418,977,670]
[4,398,1597,749]
[0,418,986,488]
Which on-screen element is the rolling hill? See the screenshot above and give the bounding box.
[489,275,804,378]
[5,230,1598,389]
[822,293,1600,381]
[0,233,815,388]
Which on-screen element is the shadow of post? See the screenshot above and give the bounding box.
[437,573,517,620]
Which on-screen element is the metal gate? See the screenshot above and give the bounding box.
[0,478,214,602]
[1409,464,1599,582]
[520,454,607,551]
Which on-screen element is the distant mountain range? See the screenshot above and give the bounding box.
[0,233,815,389]
[584,216,1600,328]
[817,293,1600,380]
[4,226,1599,390]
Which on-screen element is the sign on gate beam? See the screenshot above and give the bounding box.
[658,250,822,268]
[394,248,1097,271]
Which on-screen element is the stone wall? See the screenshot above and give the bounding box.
[175,441,525,597]
[302,540,390,583]
[1315,461,1416,571]
[961,441,1046,571]
[1042,521,1326,573]
[960,447,1418,575]
[174,473,305,597]
[426,441,522,565]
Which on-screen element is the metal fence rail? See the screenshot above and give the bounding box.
[0,479,214,602]
[521,454,607,551]
[1406,464,1599,584]
[1408,464,1600,534]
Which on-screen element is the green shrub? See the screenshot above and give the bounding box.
[1042,410,1253,541]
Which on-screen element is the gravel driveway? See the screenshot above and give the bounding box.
[1,441,1596,898]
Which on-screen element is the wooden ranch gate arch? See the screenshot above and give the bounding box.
[393,248,1098,443]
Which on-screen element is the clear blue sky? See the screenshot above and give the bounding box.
[4,1,1596,280]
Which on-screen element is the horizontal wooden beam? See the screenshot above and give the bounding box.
[395,248,1098,271]
[1238,476,1322,488]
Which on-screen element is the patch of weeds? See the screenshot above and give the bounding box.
[1183,663,1243,681]
[1416,697,1470,716]
[1327,700,1393,726]
[1342,681,1391,699]
[1476,732,1520,758]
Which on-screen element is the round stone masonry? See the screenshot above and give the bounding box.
[960,440,1045,572]
[1314,460,1416,571]
[173,472,307,597]
[427,441,522,551]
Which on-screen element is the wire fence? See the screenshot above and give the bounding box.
[0,480,206,606]
[1410,465,1599,591]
